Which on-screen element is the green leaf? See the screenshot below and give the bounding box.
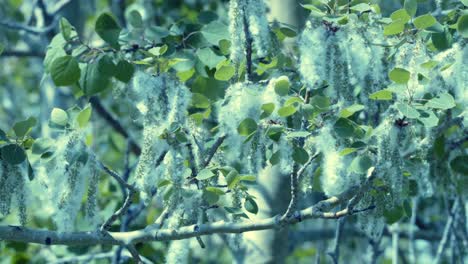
[384,205,404,224]
[81,63,111,95]
[350,3,371,12]
[1,144,26,165]
[197,48,225,69]
[413,14,437,30]
[403,0,417,17]
[27,160,34,181]
[432,29,452,51]
[279,26,297,37]
[201,21,229,46]
[44,34,67,73]
[50,108,68,127]
[50,56,81,86]
[239,175,256,182]
[158,179,172,188]
[384,22,405,36]
[95,13,121,49]
[191,93,211,109]
[417,110,439,127]
[202,189,219,205]
[226,170,240,189]
[425,93,456,110]
[197,169,216,180]
[396,103,420,118]
[293,147,309,164]
[13,117,37,138]
[237,118,257,136]
[340,104,365,118]
[333,118,356,138]
[76,105,92,128]
[218,39,231,55]
[244,197,258,214]
[339,148,357,156]
[59,17,76,41]
[114,60,134,83]
[127,10,143,28]
[274,76,290,96]
[349,155,373,174]
[450,155,468,176]
[369,90,393,100]
[214,60,235,81]
[260,103,275,119]
[205,186,225,195]
[457,14,468,38]
[391,9,411,24]
[278,105,297,117]
[389,68,410,84]
[269,151,281,165]
[97,55,116,77]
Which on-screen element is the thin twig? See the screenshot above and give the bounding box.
[0,18,57,34]
[100,188,136,231]
[202,135,226,167]
[89,97,141,155]
[1,50,45,58]
[433,200,459,264]
[328,217,345,264]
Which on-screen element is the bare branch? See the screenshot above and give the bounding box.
[202,135,226,167]
[433,200,459,264]
[328,217,345,264]
[1,50,45,58]
[100,188,136,231]
[0,18,57,34]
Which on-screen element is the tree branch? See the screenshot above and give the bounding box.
[1,50,45,58]
[0,17,57,35]
[89,97,141,155]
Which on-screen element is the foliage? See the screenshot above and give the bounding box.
[0,0,466,263]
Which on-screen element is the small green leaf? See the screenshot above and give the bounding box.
[391,9,411,24]
[457,14,468,38]
[396,103,420,118]
[214,64,235,81]
[226,170,240,189]
[95,13,121,49]
[50,108,68,127]
[293,147,309,165]
[403,0,417,17]
[191,93,211,109]
[237,118,258,136]
[114,60,134,83]
[13,117,37,138]
[1,144,26,165]
[218,39,231,55]
[350,3,371,12]
[413,14,437,30]
[350,155,373,174]
[334,118,356,138]
[279,26,297,37]
[244,197,258,214]
[27,160,34,181]
[203,189,219,205]
[205,186,225,195]
[340,104,365,118]
[197,48,225,69]
[260,103,275,119]
[127,10,143,28]
[450,155,468,175]
[389,68,410,84]
[339,148,357,156]
[197,169,215,180]
[158,179,172,188]
[97,55,116,77]
[50,55,81,86]
[278,105,297,117]
[76,105,92,128]
[417,110,439,127]
[425,93,456,110]
[201,21,229,46]
[369,90,393,100]
[59,17,76,41]
[384,22,405,36]
[384,205,404,224]
[81,63,111,95]
[274,76,290,96]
